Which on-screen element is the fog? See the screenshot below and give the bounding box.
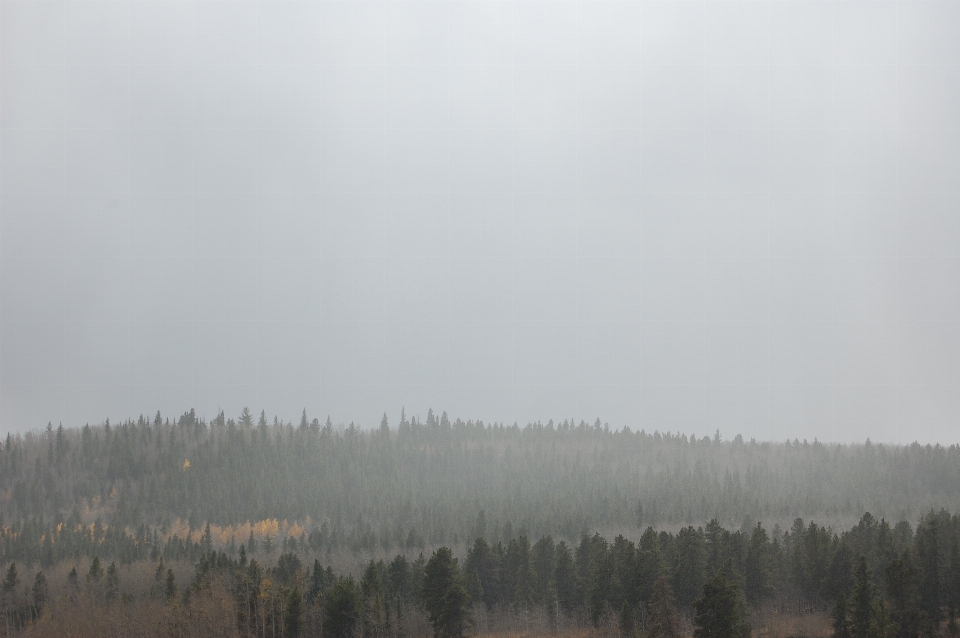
[2,1,959,444]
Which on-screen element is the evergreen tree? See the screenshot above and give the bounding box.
[833,594,851,638]
[554,541,580,614]
[165,569,177,603]
[948,535,960,636]
[286,586,305,638]
[465,537,499,610]
[826,543,856,604]
[916,517,942,628]
[674,526,707,608]
[105,561,120,601]
[87,556,103,583]
[744,523,774,606]
[423,547,473,638]
[67,567,79,594]
[325,577,362,638]
[885,552,920,638]
[638,526,666,604]
[648,577,683,638]
[873,599,897,638]
[693,565,751,638]
[850,556,876,638]
[361,560,385,638]
[2,563,18,596]
[31,571,48,619]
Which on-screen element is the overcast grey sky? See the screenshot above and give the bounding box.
[2,1,958,444]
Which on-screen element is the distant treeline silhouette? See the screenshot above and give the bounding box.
[2,408,960,565]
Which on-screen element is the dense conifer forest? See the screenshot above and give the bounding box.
[2,409,960,637]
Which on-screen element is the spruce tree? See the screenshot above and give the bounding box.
[648,577,683,638]
[31,571,49,619]
[423,547,473,638]
[87,556,103,583]
[165,569,177,603]
[850,557,876,638]
[2,563,18,596]
[693,564,751,638]
[885,552,920,638]
[554,541,580,614]
[745,523,774,605]
[833,594,851,638]
[286,586,305,638]
[105,561,120,601]
[325,577,362,638]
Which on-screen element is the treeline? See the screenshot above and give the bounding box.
[5,513,960,638]
[2,408,960,560]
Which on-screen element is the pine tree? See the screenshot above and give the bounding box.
[105,561,120,601]
[674,526,707,608]
[325,577,362,638]
[885,552,920,638]
[744,523,774,606]
[31,571,49,619]
[67,567,79,593]
[165,569,177,603]
[555,541,580,614]
[638,526,666,604]
[87,556,103,583]
[648,577,683,638]
[423,547,473,638]
[916,517,942,628]
[873,599,897,638]
[833,594,851,638]
[2,563,18,596]
[693,565,751,638]
[286,586,305,638]
[361,560,385,638]
[202,523,213,554]
[850,557,876,638]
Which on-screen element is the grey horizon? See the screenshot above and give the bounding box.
[1,0,959,444]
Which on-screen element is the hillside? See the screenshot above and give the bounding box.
[2,408,959,565]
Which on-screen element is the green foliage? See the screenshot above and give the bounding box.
[361,560,385,638]
[5,414,960,566]
[916,516,943,626]
[694,565,751,638]
[833,594,851,638]
[884,552,920,638]
[286,586,305,638]
[423,547,473,638]
[850,557,877,638]
[325,577,362,638]
[31,571,49,617]
[105,561,120,601]
[164,569,177,602]
[744,522,774,605]
[2,562,19,595]
[648,577,683,638]
[554,541,579,613]
[674,526,707,608]
[87,556,103,583]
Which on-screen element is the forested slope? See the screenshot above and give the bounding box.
[1,407,959,565]
[5,511,960,638]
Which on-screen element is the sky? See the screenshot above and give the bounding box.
[1,0,959,444]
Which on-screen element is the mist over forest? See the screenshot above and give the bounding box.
[2,413,960,637]
[4,410,960,552]
[4,0,960,637]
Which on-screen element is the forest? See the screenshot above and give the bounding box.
[3,509,960,638]
[1,410,960,637]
